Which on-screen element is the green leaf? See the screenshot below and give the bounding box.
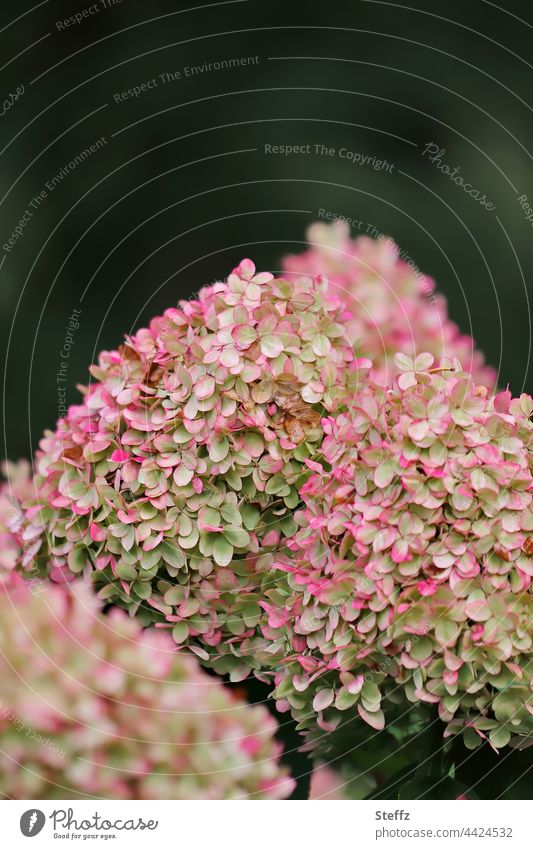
[358,706,385,730]
[411,637,433,661]
[224,469,242,490]
[198,506,221,529]
[173,426,193,444]
[283,490,300,509]
[174,465,194,486]
[260,335,284,358]
[492,692,517,722]
[273,676,294,699]
[159,540,187,570]
[375,461,396,488]
[227,617,246,636]
[223,526,251,548]
[313,688,334,712]
[489,727,511,749]
[68,545,89,574]
[139,546,162,570]
[172,621,190,644]
[243,432,264,457]
[66,479,90,501]
[208,436,229,463]
[463,727,483,749]
[213,537,234,567]
[435,619,460,646]
[164,586,185,605]
[178,527,199,550]
[241,503,260,530]
[115,561,138,581]
[335,687,359,711]
[132,581,152,599]
[311,333,332,357]
[241,603,261,628]
[219,503,242,525]
[265,474,291,496]
[233,324,257,348]
[361,681,381,707]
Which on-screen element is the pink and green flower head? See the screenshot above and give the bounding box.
[267,356,532,753]
[283,222,497,389]
[16,261,369,680]
[0,573,294,799]
[1,466,293,798]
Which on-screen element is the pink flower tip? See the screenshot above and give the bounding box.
[111,449,129,463]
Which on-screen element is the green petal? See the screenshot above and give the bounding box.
[159,540,187,569]
[213,537,234,567]
[223,527,251,548]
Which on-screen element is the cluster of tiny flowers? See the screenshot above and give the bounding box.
[0,470,294,800]
[8,248,529,760]
[266,356,532,752]
[283,222,496,389]
[17,261,367,680]
[0,460,35,577]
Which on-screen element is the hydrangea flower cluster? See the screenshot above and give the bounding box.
[8,249,530,762]
[267,356,532,752]
[283,222,497,389]
[0,470,294,800]
[17,261,367,680]
[0,460,35,577]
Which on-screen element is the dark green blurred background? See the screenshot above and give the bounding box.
[1,0,532,799]
[2,0,532,462]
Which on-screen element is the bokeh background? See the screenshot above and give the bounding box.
[1,0,532,798]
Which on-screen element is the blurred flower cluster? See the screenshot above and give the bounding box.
[267,357,532,752]
[0,467,293,800]
[283,222,497,389]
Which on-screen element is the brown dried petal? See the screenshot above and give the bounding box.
[144,364,165,385]
[118,343,141,362]
[245,341,262,362]
[522,537,533,555]
[285,417,307,445]
[62,446,83,462]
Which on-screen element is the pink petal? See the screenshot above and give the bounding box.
[494,388,512,413]
[195,375,215,400]
[90,522,106,542]
[111,449,129,463]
